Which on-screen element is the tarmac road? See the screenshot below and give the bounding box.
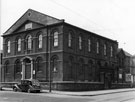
[0,89,135,102]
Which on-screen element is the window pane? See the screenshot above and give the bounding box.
[5,62,9,73]
[54,32,58,47]
[39,34,42,48]
[53,58,57,72]
[27,36,32,50]
[111,46,113,57]
[18,39,21,51]
[7,41,10,53]
[15,60,21,73]
[104,44,106,55]
[68,33,72,47]
[88,39,91,52]
[79,36,82,50]
[97,42,99,54]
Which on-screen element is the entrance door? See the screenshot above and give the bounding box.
[104,73,111,89]
[100,72,104,82]
[24,58,31,79]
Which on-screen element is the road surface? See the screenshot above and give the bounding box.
[0,90,135,102]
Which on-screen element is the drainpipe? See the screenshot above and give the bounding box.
[46,26,52,92]
[48,28,52,92]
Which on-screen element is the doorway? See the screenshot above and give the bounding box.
[21,57,33,80]
[24,58,31,79]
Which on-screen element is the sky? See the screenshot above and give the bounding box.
[1,0,135,55]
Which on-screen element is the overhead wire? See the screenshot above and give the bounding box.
[49,0,116,38]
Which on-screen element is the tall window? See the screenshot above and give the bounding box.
[7,40,11,53]
[69,56,74,79]
[5,61,10,73]
[36,57,43,72]
[79,58,84,80]
[52,56,58,72]
[53,31,58,47]
[88,60,93,81]
[111,46,113,57]
[27,35,32,50]
[68,32,72,47]
[96,41,99,54]
[38,34,42,48]
[15,60,21,73]
[104,44,107,55]
[79,36,82,50]
[88,39,91,52]
[17,38,21,52]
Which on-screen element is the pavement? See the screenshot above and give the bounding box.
[1,87,135,96]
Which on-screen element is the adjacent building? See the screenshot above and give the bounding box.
[0,50,3,82]
[117,48,132,83]
[1,9,118,90]
[131,55,135,86]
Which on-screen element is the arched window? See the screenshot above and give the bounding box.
[51,56,58,72]
[104,44,107,55]
[111,46,113,57]
[38,34,42,49]
[88,60,93,70]
[5,61,10,73]
[7,40,11,53]
[96,41,99,54]
[88,38,91,52]
[104,62,108,67]
[15,59,21,73]
[78,58,84,80]
[36,57,43,72]
[68,32,72,47]
[88,60,93,80]
[79,36,82,50]
[17,38,21,52]
[27,35,32,50]
[69,56,74,79]
[53,31,58,47]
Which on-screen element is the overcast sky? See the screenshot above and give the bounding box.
[1,0,135,55]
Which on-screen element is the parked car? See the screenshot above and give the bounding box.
[13,79,41,93]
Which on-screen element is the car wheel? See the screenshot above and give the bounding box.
[13,87,17,92]
[36,90,40,93]
[27,89,31,93]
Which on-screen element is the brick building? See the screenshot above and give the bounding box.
[117,48,132,83]
[0,50,2,82]
[1,9,118,90]
[131,55,135,86]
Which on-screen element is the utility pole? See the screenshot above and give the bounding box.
[49,33,52,92]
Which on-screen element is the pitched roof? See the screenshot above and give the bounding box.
[4,9,63,35]
[3,9,117,43]
[117,48,122,53]
[124,50,132,57]
[118,48,132,57]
